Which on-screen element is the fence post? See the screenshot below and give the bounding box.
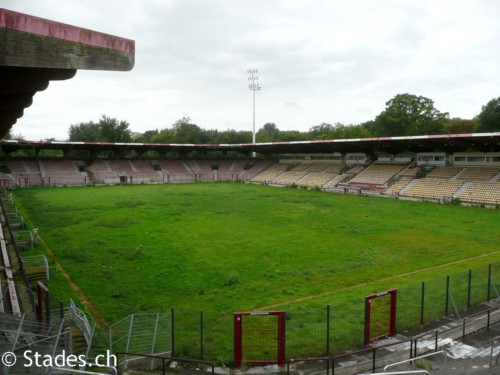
[467,269,472,309]
[125,315,134,359]
[487,264,492,302]
[109,325,113,353]
[59,300,64,320]
[326,304,331,356]
[445,275,450,317]
[171,307,175,357]
[45,289,50,327]
[200,310,204,360]
[420,282,425,325]
[152,313,160,355]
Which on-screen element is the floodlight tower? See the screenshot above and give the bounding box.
[247,69,261,155]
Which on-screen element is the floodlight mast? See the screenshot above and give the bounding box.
[247,69,261,156]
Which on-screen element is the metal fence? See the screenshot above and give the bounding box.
[0,314,70,375]
[110,262,499,364]
[109,312,171,360]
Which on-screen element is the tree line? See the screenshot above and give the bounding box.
[6,93,500,144]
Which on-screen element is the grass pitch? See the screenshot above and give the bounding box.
[13,182,500,325]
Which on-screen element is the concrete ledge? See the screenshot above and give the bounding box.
[0,8,135,71]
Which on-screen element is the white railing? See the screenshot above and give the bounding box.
[384,350,448,373]
[69,299,94,347]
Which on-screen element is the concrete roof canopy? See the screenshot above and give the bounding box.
[0,8,135,138]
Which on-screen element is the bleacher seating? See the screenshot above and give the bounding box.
[184,159,214,174]
[250,163,289,183]
[127,160,160,183]
[383,177,412,195]
[323,164,345,173]
[425,166,462,179]
[87,160,119,183]
[348,163,406,188]
[157,160,193,182]
[271,171,307,185]
[39,160,86,185]
[216,160,244,181]
[346,164,365,174]
[242,160,276,181]
[398,165,421,179]
[290,163,311,171]
[322,174,350,189]
[1,161,42,186]
[401,178,464,200]
[455,167,500,181]
[305,163,330,172]
[457,181,500,205]
[297,172,337,188]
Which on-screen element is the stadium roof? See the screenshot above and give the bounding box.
[1,133,499,156]
[0,8,135,138]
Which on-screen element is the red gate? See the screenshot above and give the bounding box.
[234,310,286,367]
[364,289,397,345]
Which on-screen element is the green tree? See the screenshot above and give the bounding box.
[141,130,160,142]
[444,118,476,134]
[68,115,132,142]
[256,123,280,142]
[151,129,175,143]
[474,97,500,133]
[360,120,375,136]
[307,122,371,140]
[373,94,449,136]
[172,122,205,143]
[335,124,372,139]
[277,130,306,142]
[216,129,252,144]
[308,123,334,139]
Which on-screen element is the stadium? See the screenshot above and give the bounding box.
[1,7,500,375]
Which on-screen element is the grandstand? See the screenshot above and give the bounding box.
[0,158,276,186]
[0,154,499,206]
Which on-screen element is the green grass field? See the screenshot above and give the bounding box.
[13,182,499,328]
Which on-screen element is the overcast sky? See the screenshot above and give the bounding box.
[4,0,500,141]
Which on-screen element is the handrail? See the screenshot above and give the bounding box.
[463,304,500,340]
[115,352,215,375]
[69,299,93,346]
[331,338,414,374]
[490,335,500,369]
[412,329,438,357]
[384,350,447,373]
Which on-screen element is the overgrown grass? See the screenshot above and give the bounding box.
[12,182,500,359]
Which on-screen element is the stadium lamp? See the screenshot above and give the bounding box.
[247,69,261,156]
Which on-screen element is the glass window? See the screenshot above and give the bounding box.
[467,156,484,162]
